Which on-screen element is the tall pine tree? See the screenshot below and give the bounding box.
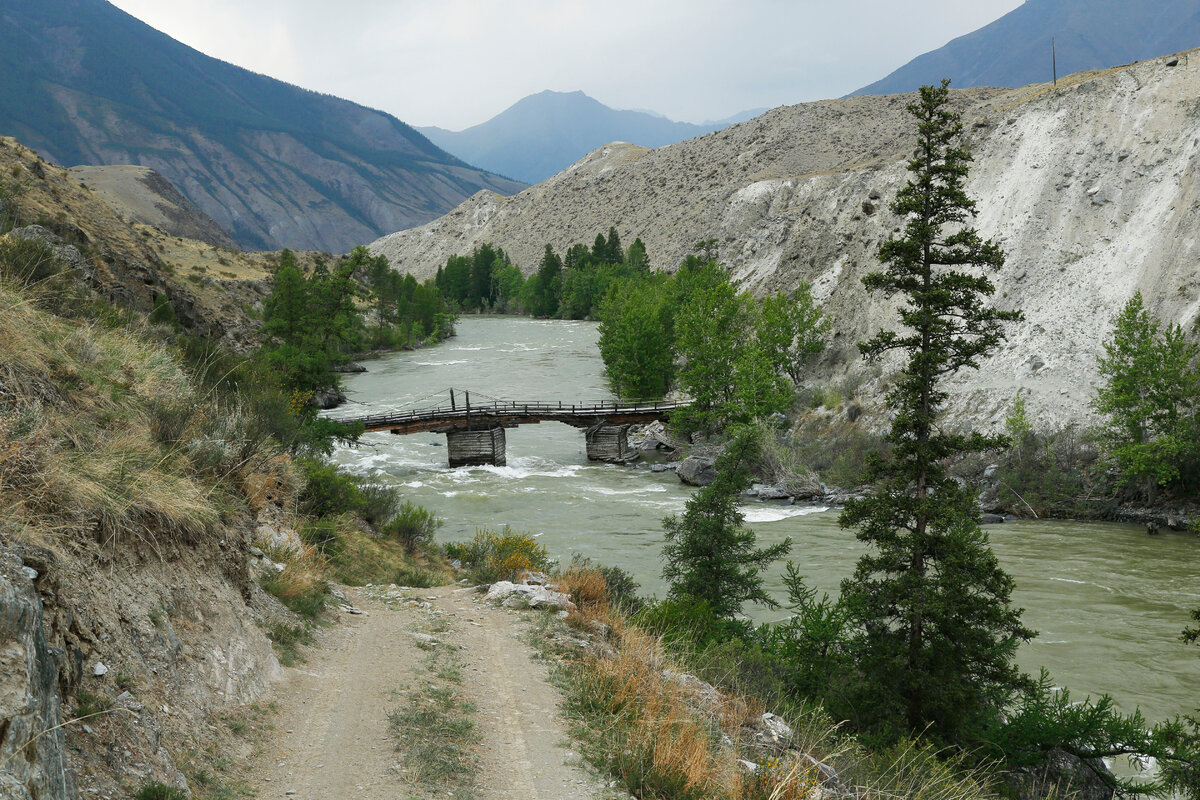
[838,81,1033,744]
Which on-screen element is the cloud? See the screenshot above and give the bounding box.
[106,0,1023,129]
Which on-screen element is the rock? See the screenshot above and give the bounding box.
[757,486,791,501]
[484,581,575,611]
[649,463,675,473]
[981,514,1005,525]
[753,712,794,751]
[92,662,110,677]
[409,632,440,647]
[1166,57,1180,67]
[661,671,723,705]
[861,200,877,215]
[983,464,999,479]
[0,547,74,799]
[1146,522,1160,535]
[331,362,367,373]
[310,387,347,410]
[677,456,718,487]
[767,412,789,429]
[738,759,759,773]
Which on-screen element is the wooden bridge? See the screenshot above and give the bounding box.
[335,389,688,466]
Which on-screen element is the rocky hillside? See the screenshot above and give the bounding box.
[67,165,237,249]
[0,136,318,351]
[0,0,524,252]
[371,52,1200,431]
[853,0,1200,96]
[419,90,764,184]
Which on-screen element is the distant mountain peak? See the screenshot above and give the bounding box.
[419,90,764,185]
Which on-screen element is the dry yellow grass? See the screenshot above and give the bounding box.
[0,277,223,547]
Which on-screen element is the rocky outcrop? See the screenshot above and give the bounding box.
[373,52,1200,434]
[484,580,576,611]
[0,547,72,800]
[677,456,718,487]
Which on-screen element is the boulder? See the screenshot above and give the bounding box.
[310,387,347,410]
[981,514,1005,525]
[752,712,794,752]
[485,581,576,611]
[677,456,718,487]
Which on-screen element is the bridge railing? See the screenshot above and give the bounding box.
[338,397,689,429]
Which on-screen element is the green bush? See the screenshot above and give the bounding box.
[449,527,550,583]
[0,236,63,287]
[135,783,187,800]
[149,293,177,326]
[298,458,363,517]
[382,501,441,552]
[299,520,343,558]
[357,481,402,526]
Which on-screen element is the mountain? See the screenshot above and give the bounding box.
[853,0,1200,96]
[0,0,525,252]
[418,90,764,184]
[373,52,1200,431]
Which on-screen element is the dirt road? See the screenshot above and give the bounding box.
[250,584,602,799]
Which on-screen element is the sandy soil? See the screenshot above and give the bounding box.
[250,585,601,799]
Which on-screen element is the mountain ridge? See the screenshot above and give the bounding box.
[0,0,525,252]
[419,90,764,184]
[852,0,1200,95]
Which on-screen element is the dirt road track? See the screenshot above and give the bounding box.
[250,585,600,799]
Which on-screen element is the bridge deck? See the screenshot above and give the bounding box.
[340,399,687,435]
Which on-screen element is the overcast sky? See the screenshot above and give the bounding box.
[106,0,1024,130]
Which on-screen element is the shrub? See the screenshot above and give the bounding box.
[381,501,441,552]
[135,783,187,800]
[0,234,62,286]
[297,458,363,517]
[299,519,343,558]
[357,481,402,526]
[450,527,549,583]
[149,293,177,326]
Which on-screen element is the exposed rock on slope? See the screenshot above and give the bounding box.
[372,54,1200,430]
[67,165,237,249]
[0,549,71,800]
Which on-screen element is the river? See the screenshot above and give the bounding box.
[328,316,1199,727]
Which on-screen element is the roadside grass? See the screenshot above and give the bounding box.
[307,513,452,588]
[388,615,478,798]
[529,564,1001,800]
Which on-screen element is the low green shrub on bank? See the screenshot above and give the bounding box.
[445,527,550,583]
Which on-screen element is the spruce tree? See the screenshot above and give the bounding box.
[838,81,1033,744]
[662,429,791,618]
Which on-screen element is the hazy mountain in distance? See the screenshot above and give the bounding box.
[0,0,524,251]
[853,0,1200,96]
[419,90,765,184]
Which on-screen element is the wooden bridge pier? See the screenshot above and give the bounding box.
[584,423,635,463]
[446,427,507,467]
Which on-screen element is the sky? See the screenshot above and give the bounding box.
[106,0,1025,131]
